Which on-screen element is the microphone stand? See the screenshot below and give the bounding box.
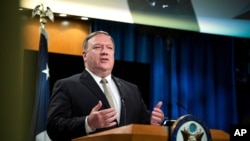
[166,37,172,141]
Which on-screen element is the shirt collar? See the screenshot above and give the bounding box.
[85,68,112,83]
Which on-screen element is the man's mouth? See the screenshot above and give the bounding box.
[100,58,109,61]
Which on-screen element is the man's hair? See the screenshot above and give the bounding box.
[82,30,115,52]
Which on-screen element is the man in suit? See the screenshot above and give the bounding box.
[46,31,164,141]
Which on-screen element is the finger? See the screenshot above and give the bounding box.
[101,109,117,119]
[152,111,163,119]
[151,110,164,123]
[154,101,163,109]
[104,114,118,128]
[105,113,118,123]
[99,108,116,115]
[152,111,163,120]
[151,116,162,125]
[91,101,102,112]
[104,121,117,127]
[153,107,163,113]
[152,109,162,115]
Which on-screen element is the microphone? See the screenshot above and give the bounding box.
[176,102,191,115]
[121,98,126,125]
[162,117,175,126]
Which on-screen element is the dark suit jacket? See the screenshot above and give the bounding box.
[47,70,151,141]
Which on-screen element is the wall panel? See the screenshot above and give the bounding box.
[22,15,90,56]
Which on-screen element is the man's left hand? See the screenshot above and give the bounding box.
[150,101,164,125]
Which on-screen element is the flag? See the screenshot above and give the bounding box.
[29,27,51,141]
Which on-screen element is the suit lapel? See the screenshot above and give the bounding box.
[112,76,127,126]
[79,71,127,126]
[79,70,110,108]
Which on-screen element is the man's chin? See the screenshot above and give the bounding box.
[98,67,112,73]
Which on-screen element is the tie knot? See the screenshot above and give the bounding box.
[100,78,108,84]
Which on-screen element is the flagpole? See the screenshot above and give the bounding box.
[29,3,54,141]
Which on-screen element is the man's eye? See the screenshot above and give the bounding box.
[108,47,113,50]
[93,46,101,49]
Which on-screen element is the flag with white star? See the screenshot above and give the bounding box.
[30,27,51,141]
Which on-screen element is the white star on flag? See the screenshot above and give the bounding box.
[42,63,50,80]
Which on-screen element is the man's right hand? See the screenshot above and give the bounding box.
[87,101,117,130]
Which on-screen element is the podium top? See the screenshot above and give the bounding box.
[72,124,167,141]
[72,124,229,141]
[87,124,167,135]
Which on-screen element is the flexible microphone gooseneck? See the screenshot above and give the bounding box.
[176,102,191,115]
[121,98,126,125]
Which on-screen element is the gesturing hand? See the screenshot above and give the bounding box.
[150,101,164,125]
[87,101,117,130]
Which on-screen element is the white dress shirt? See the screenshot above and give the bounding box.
[84,68,121,134]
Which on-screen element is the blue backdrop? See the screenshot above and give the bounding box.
[92,20,238,132]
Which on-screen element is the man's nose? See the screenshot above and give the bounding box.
[100,47,109,54]
[100,49,108,55]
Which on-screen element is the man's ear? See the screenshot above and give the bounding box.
[83,52,87,57]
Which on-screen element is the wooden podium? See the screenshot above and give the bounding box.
[72,124,229,141]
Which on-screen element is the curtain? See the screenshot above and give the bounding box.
[92,20,238,132]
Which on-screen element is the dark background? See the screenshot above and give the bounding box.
[24,36,250,125]
[24,50,151,107]
[234,38,250,125]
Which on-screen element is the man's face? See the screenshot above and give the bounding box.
[83,33,115,77]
